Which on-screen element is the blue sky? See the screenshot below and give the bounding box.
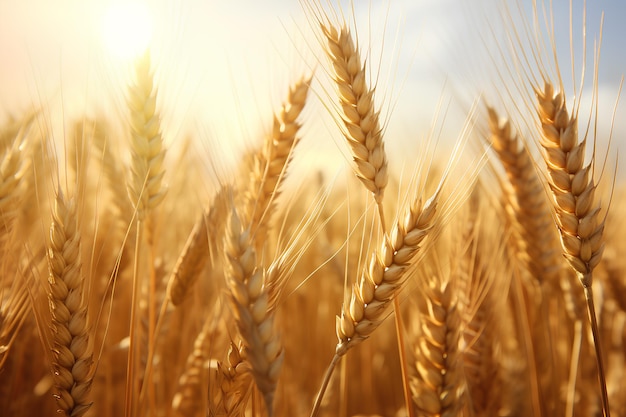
[0,0,623,178]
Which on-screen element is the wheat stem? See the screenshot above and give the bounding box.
[393,297,415,417]
[565,320,583,417]
[310,353,341,417]
[124,221,143,417]
[583,284,610,417]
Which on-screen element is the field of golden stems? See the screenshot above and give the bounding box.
[0,1,624,417]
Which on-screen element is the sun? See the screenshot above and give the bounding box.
[101,2,153,60]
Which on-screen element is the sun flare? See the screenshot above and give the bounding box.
[102,2,153,60]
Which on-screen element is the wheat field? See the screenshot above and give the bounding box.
[0,1,625,417]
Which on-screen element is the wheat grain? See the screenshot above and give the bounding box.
[210,342,253,416]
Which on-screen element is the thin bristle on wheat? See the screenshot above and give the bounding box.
[92,119,134,276]
[0,279,29,370]
[321,22,388,204]
[335,189,439,356]
[224,209,285,415]
[535,82,604,285]
[92,120,133,220]
[47,190,94,417]
[458,245,501,415]
[127,49,167,220]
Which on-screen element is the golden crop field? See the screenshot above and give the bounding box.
[0,1,624,416]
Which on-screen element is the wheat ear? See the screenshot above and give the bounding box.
[458,227,506,416]
[171,315,214,417]
[335,189,439,354]
[310,187,440,417]
[126,49,167,220]
[167,184,231,306]
[487,106,561,285]
[535,82,604,279]
[321,22,388,213]
[535,81,609,417]
[241,76,310,254]
[47,190,94,417]
[224,209,285,416]
[410,279,463,417]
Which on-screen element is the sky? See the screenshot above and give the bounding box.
[0,0,624,180]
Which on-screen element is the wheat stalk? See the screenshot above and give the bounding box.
[535,81,609,417]
[317,13,426,413]
[125,48,168,417]
[310,186,441,417]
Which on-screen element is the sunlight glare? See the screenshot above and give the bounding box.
[102,2,153,60]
